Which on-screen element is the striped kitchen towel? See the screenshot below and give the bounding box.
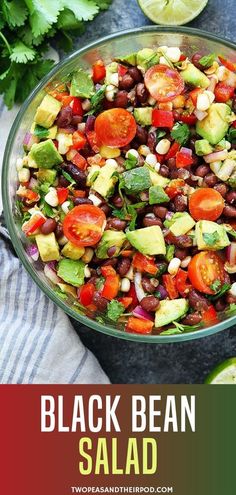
[0,222,109,384]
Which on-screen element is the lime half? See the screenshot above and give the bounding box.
[138,0,208,26]
[205,358,236,384]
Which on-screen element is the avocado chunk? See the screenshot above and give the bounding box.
[61,242,85,260]
[122,167,152,194]
[31,122,58,140]
[34,94,62,129]
[149,185,170,205]
[92,162,117,198]
[134,107,152,126]
[117,53,137,66]
[57,258,85,287]
[180,63,210,88]
[37,168,57,185]
[167,212,195,236]
[35,233,60,262]
[146,166,170,187]
[195,139,213,156]
[126,226,166,256]
[96,230,126,259]
[196,103,231,145]
[29,139,63,169]
[105,62,119,84]
[70,68,94,98]
[86,165,100,187]
[57,283,77,298]
[155,299,189,328]
[210,158,235,182]
[195,220,230,250]
[136,48,159,70]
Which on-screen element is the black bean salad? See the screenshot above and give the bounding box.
[16,46,236,335]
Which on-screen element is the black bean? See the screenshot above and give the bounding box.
[112,195,124,208]
[101,258,118,268]
[64,163,86,187]
[189,289,210,312]
[153,206,168,219]
[174,195,187,212]
[159,165,169,178]
[226,191,236,204]
[166,158,176,169]
[93,292,108,311]
[141,277,157,293]
[114,90,129,108]
[117,258,131,276]
[56,106,73,127]
[55,223,63,239]
[136,83,148,104]
[143,215,162,227]
[136,125,148,144]
[107,218,127,230]
[223,205,236,217]
[58,175,70,187]
[71,115,83,126]
[128,67,143,82]
[85,115,96,133]
[182,312,202,326]
[147,132,156,152]
[100,204,111,216]
[192,53,205,70]
[119,73,135,90]
[73,197,93,205]
[195,164,210,177]
[203,173,218,187]
[140,296,160,312]
[174,248,188,260]
[107,246,117,258]
[213,183,228,198]
[40,218,57,235]
[215,299,227,312]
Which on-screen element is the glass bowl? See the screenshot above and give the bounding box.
[3,26,236,343]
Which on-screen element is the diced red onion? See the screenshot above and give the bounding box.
[28,177,38,189]
[226,242,236,266]
[26,244,39,261]
[165,211,174,221]
[134,272,146,302]
[47,261,57,271]
[207,76,217,93]
[194,109,208,121]
[23,132,32,146]
[23,132,39,150]
[44,264,61,284]
[157,285,168,300]
[204,150,228,163]
[85,115,96,133]
[132,305,154,321]
[180,147,192,156]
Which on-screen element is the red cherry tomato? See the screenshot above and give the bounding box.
[218,55,236,72]
[63,205,106,247]
[214,82,235,103]
[189,188,224,221]
[126,316,154,334]
[144,64,185,102]
[95,108,136,147]
[92,60,106,83]
[188,252,226,295]
[80,283,95,306]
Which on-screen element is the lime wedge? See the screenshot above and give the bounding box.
[138,0,208,26]
[205,358,236,384]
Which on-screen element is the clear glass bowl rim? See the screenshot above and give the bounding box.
[2,25,236,343]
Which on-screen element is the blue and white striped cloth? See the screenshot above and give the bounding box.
[0,224,109,383]
[0,81,109,384]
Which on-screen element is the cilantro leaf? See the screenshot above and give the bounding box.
[227,127,236,144]
[166,245,175,262]
[210,280,221,292]
[124,152,138,170]
[10,41,36,63]
[61,0,99,22]
[87,85,106,115]
[202,231,220,246]
[208,283,231,301]
[95,0,112,9]
[199,53,216,67]
[2,0,28,28]
[34,124,50,138]
[25,0,62,37]
[107,300,125,322]
[171,122,190,146]
[62,170,76,185]
[160,320,202,335]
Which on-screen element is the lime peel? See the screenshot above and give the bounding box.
[138,0,208,26]
[205,357,236,384]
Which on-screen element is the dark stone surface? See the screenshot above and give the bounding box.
[70,0,236,383]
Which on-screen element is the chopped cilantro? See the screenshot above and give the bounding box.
[107,300,125,322]
[202,231,220,246]
[199,53,216,67]
[127,202,146,231]
[171,122,190,146]
[166,245,175,262]
[61,170,76,185]
[124,153,138,170]
[227,127,236,144]
[96,277,105,290]
[34,124,49,139]
[208,283,231,301]
[87,85,106,115]
[160,320,202,335]
[210,280,221,292]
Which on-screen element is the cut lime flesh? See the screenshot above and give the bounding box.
[205,358,236,384]
[138,0,208,26]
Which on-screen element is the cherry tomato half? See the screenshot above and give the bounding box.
[95,108,136,147]
[214,82,235,103]
[63,205,106,247]
[144,64,185,102]
[189,188,224,221]
[188,252,226,295]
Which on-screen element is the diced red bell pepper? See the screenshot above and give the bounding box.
[92,60,106,83]
[73,190,86,198]
[117,297,133,309]
[127,283,139,309]
[173,110,197,125]
[218,55,236,72]
[22,214,45,236]
[133,252,157,275]
[71,97,83,116]
[152,109,174,128]
[162,274,179,299]
[102,275,120,300]
[179,54,186,61]
[176,149,194,168]
[87,154,105,167]
[60,95,74,107]
[165,179,185,199]
[126,316,154,334]
[155,153,166,164]
[71,131,87,150]
[72,152,87,170]
[118,64,128,77]
[189,88,203,106]
[232,121,236,128]
[57,187,69,205]
[86,130,100,153]
[214,82,235,103]
[17,187,39,204]
[101,265,117,277]
[201,305,218,324]
[175,269,192,297]
[79,282,95,306]
[165,141,180,160]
